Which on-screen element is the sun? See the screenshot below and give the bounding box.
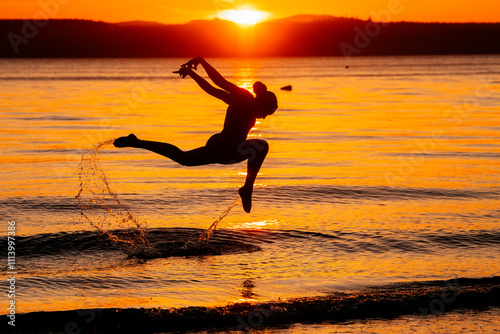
[220,9,268,26]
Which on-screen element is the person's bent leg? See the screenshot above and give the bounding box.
[114,133,215,166]
[238,139,269,213]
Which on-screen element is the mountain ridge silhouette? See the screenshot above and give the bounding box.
[1,16,499,57]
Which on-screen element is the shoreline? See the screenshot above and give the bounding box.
[7,276,500,333]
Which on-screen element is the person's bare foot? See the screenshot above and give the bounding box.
[239,185,253,213]
[114,134,138,148]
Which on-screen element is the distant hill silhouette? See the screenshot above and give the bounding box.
[1,16,499,57]
[114,21,167,27]
[270,14,346,23]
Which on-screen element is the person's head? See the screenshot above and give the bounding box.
[253,81,278,119]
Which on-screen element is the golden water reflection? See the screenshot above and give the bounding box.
[1,57,499,315]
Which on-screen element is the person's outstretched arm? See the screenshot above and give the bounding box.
[175,66,231,104]
[185,57,240,94]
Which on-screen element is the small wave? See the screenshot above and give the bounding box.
[3,227,499,260]
[0,75,173,81]
[8,276,500,333]
[0,228,264,259]
[14,115,85,121]
[281,229,500,254]
[0,197,80,212]
[260,185,500,202]
[5,184,496,217]
[128,240,261,259]
[0,230,116,257]
[253,70,500,81]
[383,151,500,159]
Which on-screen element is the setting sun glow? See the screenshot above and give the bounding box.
[220,9,268,26]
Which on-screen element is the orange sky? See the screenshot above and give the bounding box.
[2,0,499,24]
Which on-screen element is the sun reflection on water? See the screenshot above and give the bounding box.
[229,219,280,229]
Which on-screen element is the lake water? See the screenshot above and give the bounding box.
[1,55,499,332]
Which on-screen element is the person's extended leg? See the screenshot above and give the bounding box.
[114,134,216,166]
[237,139,269,213]
[115,134,270,212]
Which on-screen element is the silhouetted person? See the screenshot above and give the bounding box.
[114,57,278,213]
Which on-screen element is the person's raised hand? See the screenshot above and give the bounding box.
[182,57,204,70]
[173,65,191,78]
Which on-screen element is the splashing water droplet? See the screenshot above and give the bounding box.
[75,139,148,250]
[197,197,240,243]
[76,139,242,257]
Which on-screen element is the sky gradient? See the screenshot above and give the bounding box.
[1,0,499,24]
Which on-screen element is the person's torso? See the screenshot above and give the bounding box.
[221,89,256,142]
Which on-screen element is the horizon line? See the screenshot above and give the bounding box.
[1,15,500,25]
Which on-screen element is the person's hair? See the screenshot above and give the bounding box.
[253,81,267,96]
[253,82,278,115]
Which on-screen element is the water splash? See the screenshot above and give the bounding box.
[75,139,148,249]
[76,139,242,257]
[198,197,240,243]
